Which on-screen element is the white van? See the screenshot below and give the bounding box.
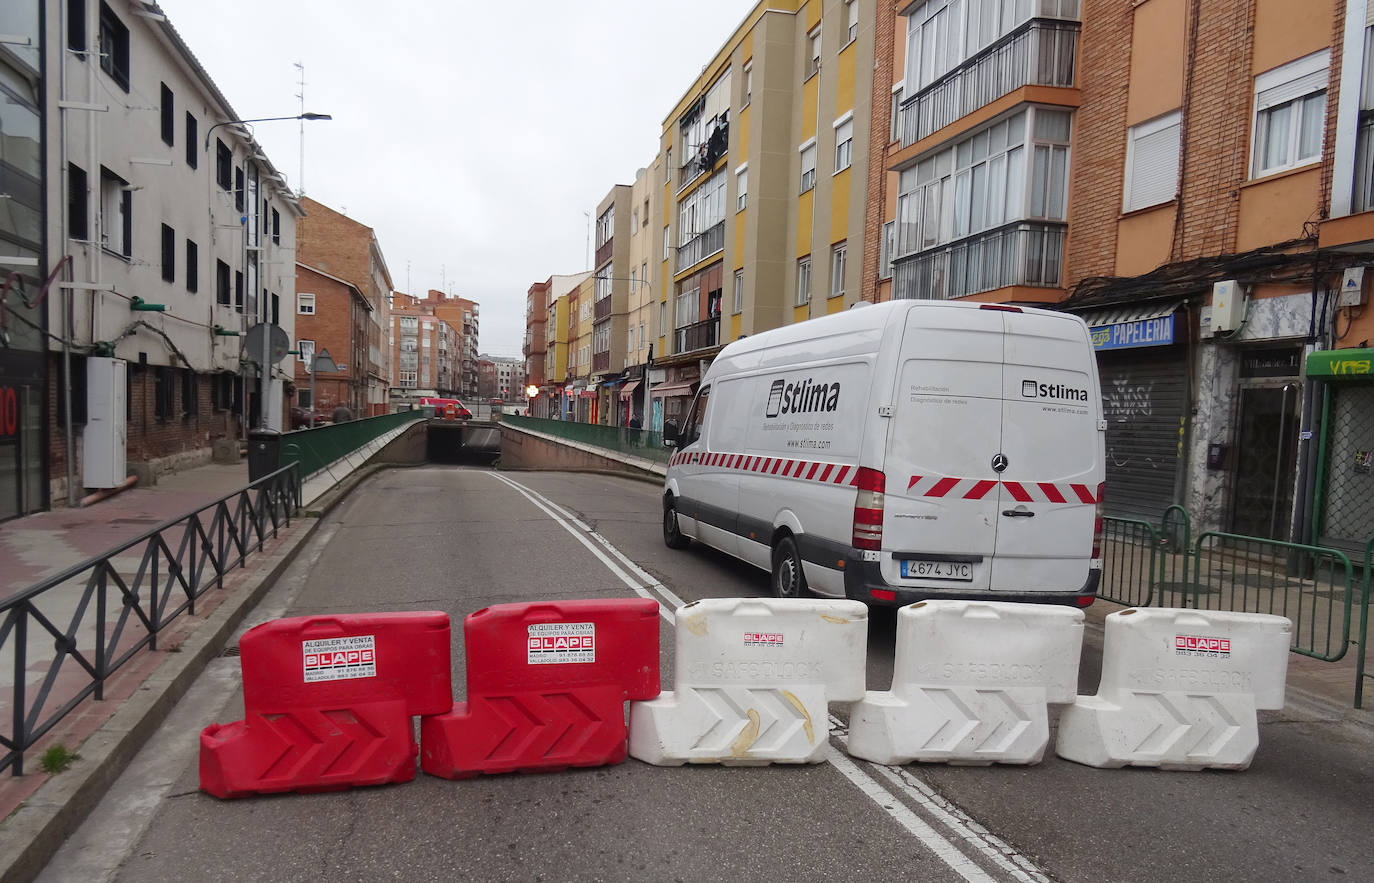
[661,300,1105,607]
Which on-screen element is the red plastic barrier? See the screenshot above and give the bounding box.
[200,611,452,798]
[420,599,660,778]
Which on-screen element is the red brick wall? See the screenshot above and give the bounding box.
[861,5,896,303]
[294,268,367,411]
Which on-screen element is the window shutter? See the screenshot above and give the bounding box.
[1256,68,1327,111]
[1126,117,1181,211]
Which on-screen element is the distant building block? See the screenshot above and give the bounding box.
[847,601,1084,765]
[1055,608,1291,770]
[420,599,661,778]
[629,598,867,766]
[200,611,453,798]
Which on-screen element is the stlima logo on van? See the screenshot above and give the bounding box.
[1021,379,1089,402]
[765,377,841,417]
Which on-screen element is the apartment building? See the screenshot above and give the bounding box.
[524,278,550,405]
[591,185,632,424]
[389,292,458,400]
[651,0,875,431]
[571,274,595,422]
[481,355,523,400]
[19,0,302,513]
[533,273,586,417]
[624,163,662,426]
[293,264,372,415]
[406,291,480,397]
[296,197,393,415]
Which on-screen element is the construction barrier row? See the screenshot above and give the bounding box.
[199,598,1292,798]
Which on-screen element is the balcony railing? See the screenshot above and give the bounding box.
[593,351,610,372]
[900,20,1079,148]
[891,221,1066,300]
[595,296,612,321]
[674,316,719,354]
[675,221,725,273]
[595,238,614,268]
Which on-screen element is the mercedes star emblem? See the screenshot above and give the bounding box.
[991,453,1009,473]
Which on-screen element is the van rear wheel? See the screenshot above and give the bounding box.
[771,536,808,598]
[663,498,690,549]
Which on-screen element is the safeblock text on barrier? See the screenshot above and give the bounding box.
[847,600,1084,765]
[420,598,661,778]
[1055,608,1291,770]
[629,597,868,766]
[200,611,453,798]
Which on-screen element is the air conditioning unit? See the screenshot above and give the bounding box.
[1210,280,1246,333]
[83,357,127,488]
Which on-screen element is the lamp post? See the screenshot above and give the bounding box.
[310,347,338,424]
[203,112,333,152]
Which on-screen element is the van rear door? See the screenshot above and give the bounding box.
[992,310,1102,594]
[881,306,1006,592]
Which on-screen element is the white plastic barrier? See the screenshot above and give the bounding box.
[628,597,867,765]
[847,600,1084,766]
[1055,608,1291,771]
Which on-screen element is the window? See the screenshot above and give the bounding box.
[639,322,646,349]
[159,83,174,147]
[216,260,230,306]
[596,205,614,247]
[846,0,859,44]
[632,207,639,229]
[743,64,752,106]
[835,116,854,172]
[185,113,197,168]
[800,142,817,193]
[298,340,315,372]
[797,257,812,305]
[186,239,198,292]
[663,226,670,256]
[154,366,175,421]
[161,224,175,282]
[643,198,649,225]
[235,271,243,312]
[68,0,86,53]
[736,164,748,210]
[271,293,280,325]
[880,220,895,279]
[1251,50,1329,178]
[642,261,647,286]
[733,269,744,313]
[235,167,245,212]
[216,140,231,190]
[660,301,667,334]
[902,0,1056,98]
[69,163,88,240]
[1124,111,1181,212]
[98,167,131,258]
[181,368,197,418]
[98,2,129,92]
[298,293,315,315]
[807,27,821,78]
[831,243,847,298]
[628,327,636,353]
[272,208,281,245]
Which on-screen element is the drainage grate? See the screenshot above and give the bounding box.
[220,646,241,657]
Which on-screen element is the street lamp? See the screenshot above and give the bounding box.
[203,112,333,151]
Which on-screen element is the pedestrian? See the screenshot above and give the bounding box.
[629,415,642,430]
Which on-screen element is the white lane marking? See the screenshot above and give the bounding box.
[491,472,1021,881]
[487,473,673,624]
[829,715,1050,883]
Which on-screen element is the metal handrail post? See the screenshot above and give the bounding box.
[1359,537,1372,709]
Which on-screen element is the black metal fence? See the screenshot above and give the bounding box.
[1,463,301,775]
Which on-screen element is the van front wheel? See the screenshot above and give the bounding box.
[663,498,690,549]
[771,536,808,598]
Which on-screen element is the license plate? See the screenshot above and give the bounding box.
[901,559,974,581]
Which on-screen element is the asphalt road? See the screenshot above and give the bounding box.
[40,466,1374,882]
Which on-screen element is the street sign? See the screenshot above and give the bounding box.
[243,323,290,365]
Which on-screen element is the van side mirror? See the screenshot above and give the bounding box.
[663,420,679,447]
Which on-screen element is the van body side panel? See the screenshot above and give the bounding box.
[676,385,739,557]
[992,312,1105,594]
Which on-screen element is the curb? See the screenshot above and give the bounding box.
[0,512,326,883]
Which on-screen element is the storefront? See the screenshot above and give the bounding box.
[1079,302,1189,523]
[1307,348,1374,558]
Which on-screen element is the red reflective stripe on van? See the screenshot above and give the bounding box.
[771,459,784,475]
[1003,481,1033,502]
[818,464,834,482]
[806,463,821,480]
[907,475,923,491]
[964,480,998,499]
[833,465,851,485]
[1070,484,1095,503]
[1038,482,1068,504]
[926,477,960,498]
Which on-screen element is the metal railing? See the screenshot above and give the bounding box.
[1098,507,1372,707]
[1,464,301,775]
[282,410,425,481]
[674,316,719,355]
[892,221,1066,300]
[899,20,1079,147]
[503,415,672,465]
[675,222,725,273]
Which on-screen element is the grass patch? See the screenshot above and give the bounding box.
[40,744,78,774]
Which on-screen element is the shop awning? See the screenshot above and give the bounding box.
[619,380,641,400]
[1076,300,1183,351]
[578,389,597,398]
[651,382,696,398]
[1306,348,1374,380]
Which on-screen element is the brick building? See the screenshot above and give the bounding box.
[389,292,459,401]
[295,198,393,415]
[293,264,372,416]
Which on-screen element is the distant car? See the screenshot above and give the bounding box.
[289,406,327,429]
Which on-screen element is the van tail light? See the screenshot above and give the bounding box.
[979,304,1023,313]
[1091,494,1105,561]
[852,467,886,551]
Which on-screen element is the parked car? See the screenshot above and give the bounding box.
[290,406,328,429]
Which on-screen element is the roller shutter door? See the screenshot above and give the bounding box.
[1098,348,1188,523]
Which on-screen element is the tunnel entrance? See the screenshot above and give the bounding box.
[426,422,501,465]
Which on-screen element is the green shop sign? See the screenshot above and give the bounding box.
[1306,348,1374,379]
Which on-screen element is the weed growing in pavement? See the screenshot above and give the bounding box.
[40,744,78,774]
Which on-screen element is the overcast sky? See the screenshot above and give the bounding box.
[157,0,754,359]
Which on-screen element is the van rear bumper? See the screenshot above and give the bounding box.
[843,556,1100,608]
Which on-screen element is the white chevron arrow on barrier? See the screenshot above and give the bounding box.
[689,686,816,757]
[1134,692,1243,760]
[919,688,1033,756]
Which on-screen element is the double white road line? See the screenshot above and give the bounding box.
[489,472,1051,883]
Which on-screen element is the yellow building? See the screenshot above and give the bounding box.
[652,0,873,427]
